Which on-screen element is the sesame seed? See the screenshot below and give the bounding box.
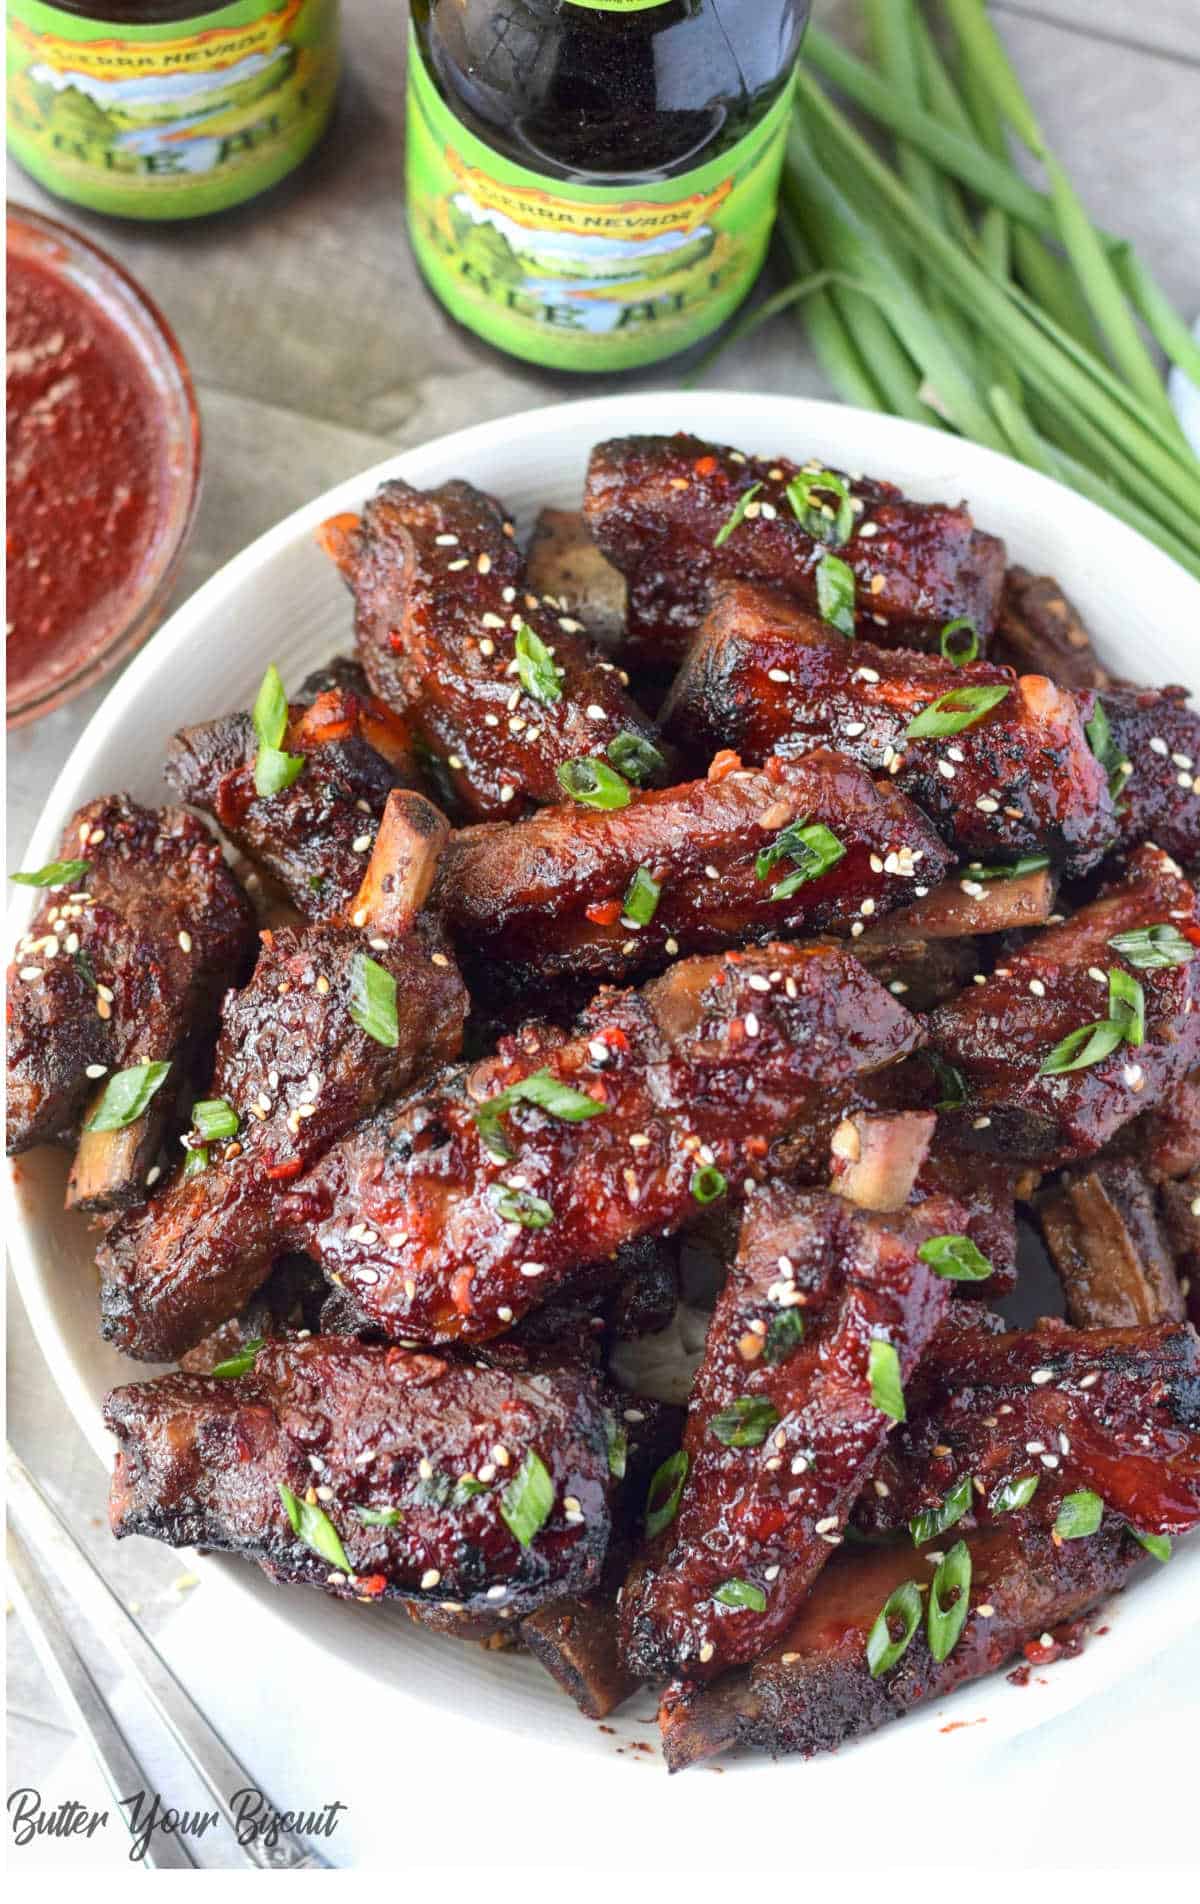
[1123,1063,1145,1091]
[435,533,459,545]
[975,796,999,813]
[499,786,515,804]
[976,1603,995,1619]
[477,554,492,574]
[145,1166,161,1187]
[937,760,956,780]
[420,1569,441,1590]
[744,1013,760,1037]
[87,827,106,846]
[1029,978,1046,997]
[1150,737,1168,755]
[698,1642,715,1663]
[85,1063,108,1079]
[96,998,112,1020]
[767,668,790,684]
[972,1115,992,1130]
[491,1445,511,1467]
[586,704,605,721]
[1030,1368,1055,1385]
[1173,753,1193,769]
[18,966,42,982]
[814,1516,839,1534]
[843,720,866,738]
[855,667,881,684]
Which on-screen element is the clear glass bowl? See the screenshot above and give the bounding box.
[7,204,202,728]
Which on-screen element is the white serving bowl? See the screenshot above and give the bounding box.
[8,391,1199,1792]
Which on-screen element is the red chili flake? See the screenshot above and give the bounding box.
[355,1574,388,1597]
[693,455,718,476]
[1023,1633,1061,1666]
[939,1718,987,1734]
[1184,924,1200,947]
[707,748,742,783]
[585,900,623,927]
[600,1026,630,1052]
[263,1157,304,1182]
[744,1135,768,1159]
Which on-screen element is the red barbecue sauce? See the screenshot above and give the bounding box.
[7,250,170,708]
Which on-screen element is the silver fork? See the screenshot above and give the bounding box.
[6,1446,331,1870]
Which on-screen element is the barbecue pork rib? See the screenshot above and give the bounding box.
[282,941,924,1346]
[1037,1159,1188,1328]
[318,479,664,822]
[1089,685,1200,869]
[582,434,1006,666]
[8,795,256,1209]
[991,566,1113,692]
[165,661,419,921]
[858,1318,1200,1541]
[663,581,1113,876]
[98,794,468,1363]
[106,1335,619,1620]
[928,844,1200,1166]
[656,1518,1140,1771]
[619,1188,961,1683]
[434,748,951,986]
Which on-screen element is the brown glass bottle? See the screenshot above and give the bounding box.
[7,0,340,220]
[405,1,810,371]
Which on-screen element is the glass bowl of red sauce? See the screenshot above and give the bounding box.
[7,205,201,727]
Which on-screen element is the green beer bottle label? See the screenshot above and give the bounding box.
[405,27,795,372]
[7,0,339,220]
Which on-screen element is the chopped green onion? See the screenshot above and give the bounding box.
[868,1339,905,1420]
[622,865,661,928]
[1084,698,1131,802]
[499,1448,555,1549]
[10,858,90,888]
[1108,968,1145,1047]
[192,1098,239,1143]
[926,1051,966,1110]
[1129,1527,1171,1563]
[690,1164,727,1204]
[490,1183,554,1229]
[253,663,289,750]
[183,1144,209,1179]
[645,1449,688,1539]
[785,467,855,546]
[1108,924,1196,969]
[756,820,846,897]
[474,1069,606,1161]
[1038,1019,1124,1076]
[607,1424,628,1481]
[866,1579,923,1678]
[252,664,304,798]
[713,1577,767,1612]
[815,551,856,637]
[211,1337,264,1379]
[278,1482,352,1574]
[348,953,398,1049]
[514,623,562,705]
[356,1505,402,1527]
[905,683,1010,740]
[709,1396,780,1448]
[927,1538,972,1662]
[939,617,979,665]
[917,1234,993,1282]
[1054,1490,1104,1540]
[763,1308,805,1365]
[254,747,306,798]
[85,1061,171,1133]
[713,482,762,548]
[607,731,666,786]
[910,1476,974,1547]
[992,1473,1039,1514]
[970,854,1050,881]
[557,758,632,810]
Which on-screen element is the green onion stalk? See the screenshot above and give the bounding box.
[707,0,1200,580]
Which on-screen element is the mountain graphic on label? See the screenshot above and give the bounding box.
[446,193,722,295]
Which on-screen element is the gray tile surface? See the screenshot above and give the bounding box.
[7,0,1200,1833]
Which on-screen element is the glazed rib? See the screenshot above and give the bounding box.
[284,942,924,1345]
[320,479,664,821]
[97,794,468,1362]
[929,844,1200,1165]
[618,1189,958,1682]
[7,794,255,1208]
[656,1519,1138,1770]
[583,433,1006,665]
[434,748,951,986]
[165,660,420,921]
[1037,1160,1187,1328]
[663,581,1113,875]
[106,1335,619,1620]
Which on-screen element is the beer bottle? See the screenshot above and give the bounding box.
[406,1,810,372]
